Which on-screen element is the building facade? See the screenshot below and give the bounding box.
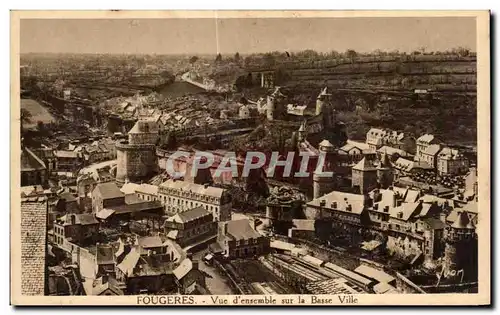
[215,219,270,259]
[163,206,217,248]
[437,147,469,175]
[158,179,232,222]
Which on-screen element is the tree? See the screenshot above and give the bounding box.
[453,46,471,57]
[189,56,199,64]
[215,53,223,63]
[345,49,358,63]
[234,52,240,63]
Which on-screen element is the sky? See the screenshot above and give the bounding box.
[20,17,477,55]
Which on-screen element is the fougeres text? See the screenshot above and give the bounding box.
[11,10,490,307]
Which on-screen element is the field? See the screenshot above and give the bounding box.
[21,98,56,128]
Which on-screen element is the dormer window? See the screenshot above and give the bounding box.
[397,212,403,219]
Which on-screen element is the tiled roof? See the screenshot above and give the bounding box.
[59,213,99,226]
[94,182,124,200]
[173,258,193,280]
[377,146,410,157]
[167,206,211,224]
[308,191,367,215]
[107,200,163,214]
[422,144,442,156]
[225,219,261,241]
[137,235,164,249]
[352,157,378,171]
[160,179,225,199]
[417,134,435,143]
[54,150,80,159]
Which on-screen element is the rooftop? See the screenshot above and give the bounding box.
[166,206,212,224]
[105,200,163,215]
[352,157,378,171]
[21,147,46,171]
[224,219,261,241]
[307,191,367,215]
[58,213,99,226]
[354,265,395,284]
[160,179,225,199]
[94,182,125,200]
[417,134,436,143]
[421,144,442,156]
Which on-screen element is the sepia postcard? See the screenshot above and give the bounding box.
[10,10,490,306]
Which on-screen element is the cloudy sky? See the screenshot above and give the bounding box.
[20,17,477,54]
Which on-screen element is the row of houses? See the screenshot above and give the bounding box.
[341,129,470,176]
[303,185,477,268]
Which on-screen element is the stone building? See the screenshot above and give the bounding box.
[53,213,100,250]
[114,238,206,295]
[338,140,376,165]
[437,147,469,175]
[366,128,416,154]
[91,182,126,213]
[54,150,83,173]
[351,157,379,194]
[158,179,232,222]
[417,144,441,169]
[213,219,270,259]
[415,134,440,161]
[443,202,478,278]
[115,119,159,186]
[163,206,217,249]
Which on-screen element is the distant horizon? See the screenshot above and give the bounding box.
[20,17,477,55]
[19,46,477,57]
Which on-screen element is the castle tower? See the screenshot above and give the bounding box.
[115,119,159,187]
[443,211,477,274]
[377,153,394,189]
[315,87,331,115]
[313,139,336,199]
[351,157,378,194]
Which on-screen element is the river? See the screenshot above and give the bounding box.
[157,81,205,99]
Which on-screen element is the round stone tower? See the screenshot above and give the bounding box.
[115,119,159,186]
[443,211,477,273]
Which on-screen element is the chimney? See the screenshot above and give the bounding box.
[204,183,209,189]
[70,214,76,225]
[392,194,398,208]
